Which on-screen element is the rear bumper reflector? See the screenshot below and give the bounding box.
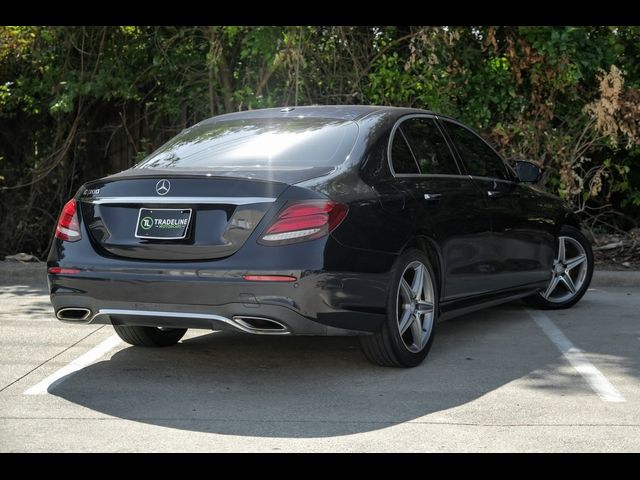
[48,267,81,274]
[242,275,297,282]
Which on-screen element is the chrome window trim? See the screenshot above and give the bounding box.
[467,174,516,184]
[387,114,463,178]
[85,196,276,205]
[389,173,475,180]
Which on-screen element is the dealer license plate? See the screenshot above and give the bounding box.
[135,208,192,240]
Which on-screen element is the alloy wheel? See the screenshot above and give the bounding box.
[542,236,589,303]
[396,261,435,353]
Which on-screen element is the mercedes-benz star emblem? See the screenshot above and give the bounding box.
[155,179,170,196]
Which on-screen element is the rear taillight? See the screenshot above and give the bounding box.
[258,200,348,246]
[54,199,81,242]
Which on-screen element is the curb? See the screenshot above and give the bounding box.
[591,269,640,288]
[0,262,47,286]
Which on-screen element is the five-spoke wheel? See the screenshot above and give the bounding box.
[360,250,438,367]
[525,225,593,309]
[542,236,589,303]
[396,261,435,353]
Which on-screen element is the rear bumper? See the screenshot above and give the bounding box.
[48,269,389,335]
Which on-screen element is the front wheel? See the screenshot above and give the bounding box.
[524,225,593,309]
[113,325,187,347]
[360,249,438,367]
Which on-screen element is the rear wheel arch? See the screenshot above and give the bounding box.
[401,236,443,299]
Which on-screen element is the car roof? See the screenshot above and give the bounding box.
[198,105,436,123]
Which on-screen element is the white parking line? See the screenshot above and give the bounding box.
[24,335,122,395]
[526,309,625,403]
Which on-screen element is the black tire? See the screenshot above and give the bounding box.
[113,325,187,347]
[359,249,438,367]
[524,225,594,310]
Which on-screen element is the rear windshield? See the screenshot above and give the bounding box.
[134,117,359,170]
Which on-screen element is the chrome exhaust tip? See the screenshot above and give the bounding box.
[232,316,289,335]
[56,308,92,322]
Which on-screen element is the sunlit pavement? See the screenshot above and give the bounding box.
[1,269,639,452]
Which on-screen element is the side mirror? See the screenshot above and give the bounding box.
[514,160,541,183]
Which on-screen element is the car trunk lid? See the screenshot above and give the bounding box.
[78,175,292,261]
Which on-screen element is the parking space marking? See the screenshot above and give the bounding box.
[526,309,625,403]
[24,335,122,395]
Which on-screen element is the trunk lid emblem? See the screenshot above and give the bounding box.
[156,179,171,195]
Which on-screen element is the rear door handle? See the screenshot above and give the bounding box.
[487,190,503,198]
[423,193,443,201]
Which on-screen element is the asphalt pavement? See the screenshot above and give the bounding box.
[0,263,638,452]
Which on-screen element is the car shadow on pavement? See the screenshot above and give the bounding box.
[49,294,637,438]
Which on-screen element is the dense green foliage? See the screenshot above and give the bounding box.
[1,26,639,257]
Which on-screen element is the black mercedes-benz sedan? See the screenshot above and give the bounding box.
[48,105,593,367]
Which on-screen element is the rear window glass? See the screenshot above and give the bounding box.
[134,117,359,169]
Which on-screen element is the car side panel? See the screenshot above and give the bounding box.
[397,176,495,300]
[467,177,555,290]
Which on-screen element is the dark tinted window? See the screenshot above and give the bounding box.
[444,122,509,180]
[135,117,358,170]
[401,118,459,175]
[390,129,420,174]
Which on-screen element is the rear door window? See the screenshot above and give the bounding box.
[390,128,420,174]
[400,117,460,175]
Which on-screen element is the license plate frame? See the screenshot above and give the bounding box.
[135,208,192,240]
